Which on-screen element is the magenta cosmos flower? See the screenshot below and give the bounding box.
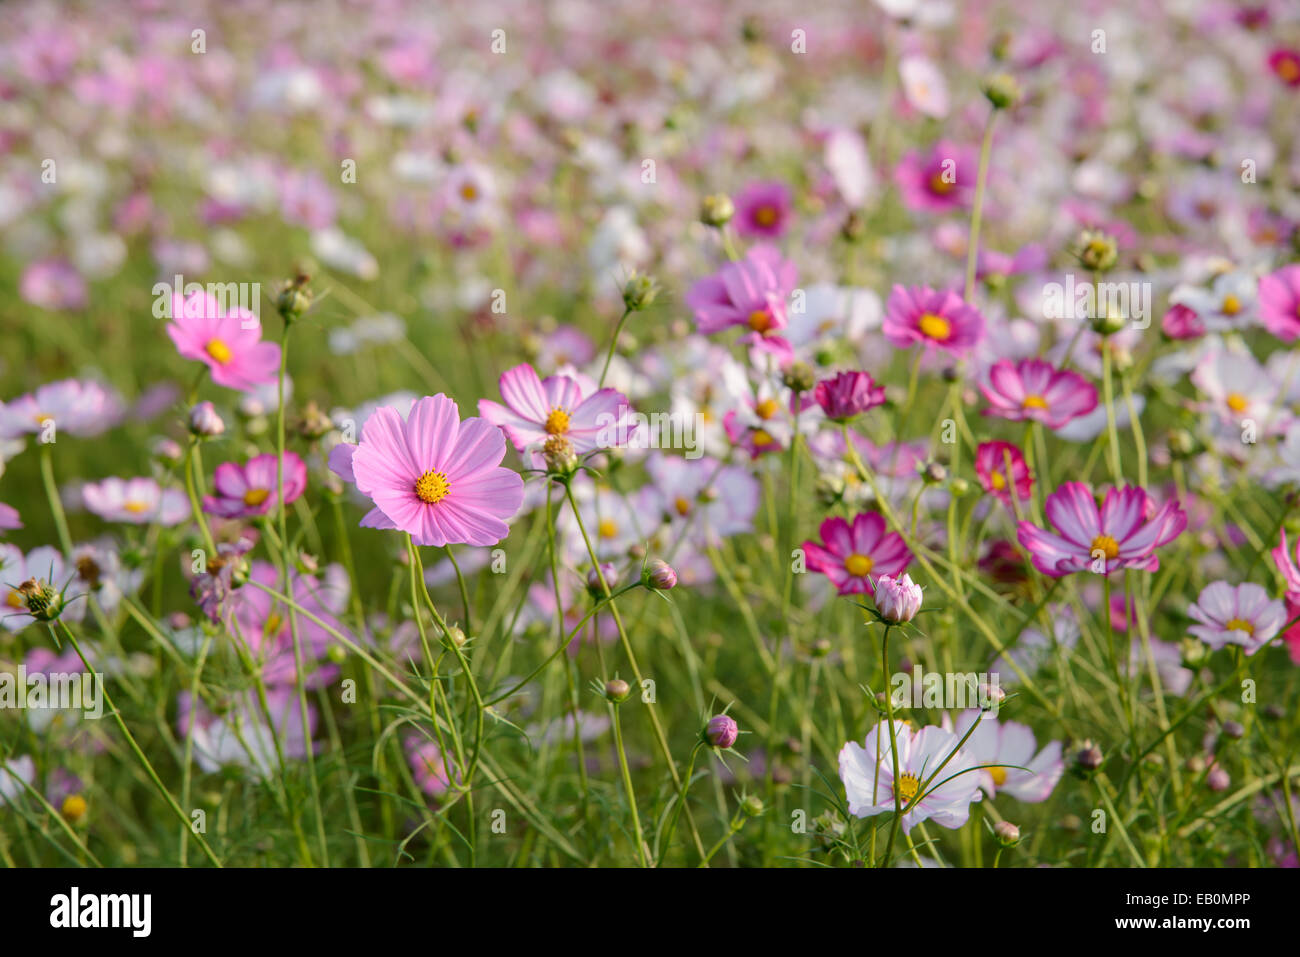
[477,363,637,460]
[1016,483,1187,577]
[802,512,912,595]
[203,452,307,519]
[330,393,523,548]
[1267,48,1300,88]
[980,358,1098,428]
[684,245,797,357]
[1259,264,1300,342]
[883,285,985,356]
[732,180,793,239]
[813,371,886,422]
[167,289,280,392]
[894,140,975,213]
[975,441,1033,506]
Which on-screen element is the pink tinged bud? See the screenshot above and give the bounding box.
[873,573,923,624]
[706,714,739,748]
[586,563,619,595]
[994,820,1021,845]
[645,559,678,590]
[189,401,225,437]
[1206,765,1230,792]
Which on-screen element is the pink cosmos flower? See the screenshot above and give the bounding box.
[203,452,307,519]
[0,379,124,440]
[477,363,637,460]
[1258,264,1300,342]
[975,441,1033,506]
[1269,529,1300,663]
[732,180,793,239]
[1268,48,1300,88]
[894,140,974,213]
[1187,581,1286,656]
[950,710,1064,803]
[82,477,190,526]
[0,503,20,531]
[228,561,350,688]
[813,371,886,421]
[1016,483,1187,577]
[980,358,1098,428]
[883,285,985,356]
[684,245,797,357]
[167,289,280,392]
[330,393,523,548]
[1161,303,1206,340]
[802,512,912,595]
[20,259,88,311]
[405,735,453,800]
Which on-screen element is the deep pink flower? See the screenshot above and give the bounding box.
[894,140,975,213]
[330,393,523,548]
[802,512,912,595]
[167,289,280,392]
[1267,48,1300,88]
[883,285,985,355]
[204,452,307,519]
[1258,264,1300,342]
[980,358,1097,428]
[975,441,1033,506]
[813,371,886,421]
[1016,483,1187,577]
[477,363,637,458]
[684,245,797,357]
[1161,303,1206,340]
[732,180,793,239]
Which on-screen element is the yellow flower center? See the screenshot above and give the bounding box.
[414,470,450,504]
[1279,57,1300,82]
[1021,394,1049,410]
[4,589,24,609]
[989,766,1007,787]
[243,488,270,507]
[917,312,951,341]
[123,500,150,514]
[1221,294,1241,316]
[459,183,478,202]
[755,397,780,420]
[753,205,778,227]
[990,470,1007,490]
[1226,392,1249,413]
[674,496,691,517]
[598,518,618,539]
[1091,535,1120,561]
[751,429,775,447]
[748,309,773,333]
[894,772,921,805]
[1224,618,1254,635]
[928,172,953,195]
[205,339,233,364]
[844,553,874,577]
[545,407,571,435]
[263,612,283,635]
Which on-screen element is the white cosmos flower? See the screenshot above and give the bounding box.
[949,710,1064,803]
[839,720,982,834]
[1187,581,1286,656]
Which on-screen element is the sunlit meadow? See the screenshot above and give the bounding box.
[2,0,1300,870]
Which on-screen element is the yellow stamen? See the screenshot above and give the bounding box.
[243,488,270,507]
[1221,294,1241,316]
[755,397,780,420]
[1226,392,1249,413]
[459,183,478,202]
[844,553,874,577]
[1224,618,1254,635]
[414,470,450,504]
[1091,535,1120,561]
[674,496,691,517]
[894,772,921,805]
[928,172,953,195]
[205,339,233,364]
[544,407,570,435]
[598,518,618,539]
[1021,394,1049,410]
[753,205,778,227]
[4,590,24,610]
[990,470,1007,491]
[751,429,775,447]
[748,310,773,333]
[917,312,951,341]
[989,766,1008,787]
[123,500,150,514]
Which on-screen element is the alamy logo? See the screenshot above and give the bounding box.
[0,667,103,719]
[1041,274,1151,329]
[50,887,151,937]
[151,273,261,327]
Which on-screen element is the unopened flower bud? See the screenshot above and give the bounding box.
[1073,740,1104,775]
[1220,720,1244,740]
[18,579,63,622]
[740,794,764,817]
[1180,636,1210,669]
[949,477,971,497]
[444,625,467,649]
[1078,230,1119,273]
[994,820,1021,846]
[587,563,619,596]
[152,437,184,463]
[705,714,739,748]
[189,401,225,438]
[874,573,923,624]
[276,273,313,323]
[604,678,631,703]
[296,400,335,440]
[782,361,817,395]
[1206,764,1230,792]
[622,273,659,311]
[921,461,947,484]
[700,193,735,227]
[982,73,1022,110]
[542,435,578,476]
[644,559,678,590]
[61,794,88,823]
